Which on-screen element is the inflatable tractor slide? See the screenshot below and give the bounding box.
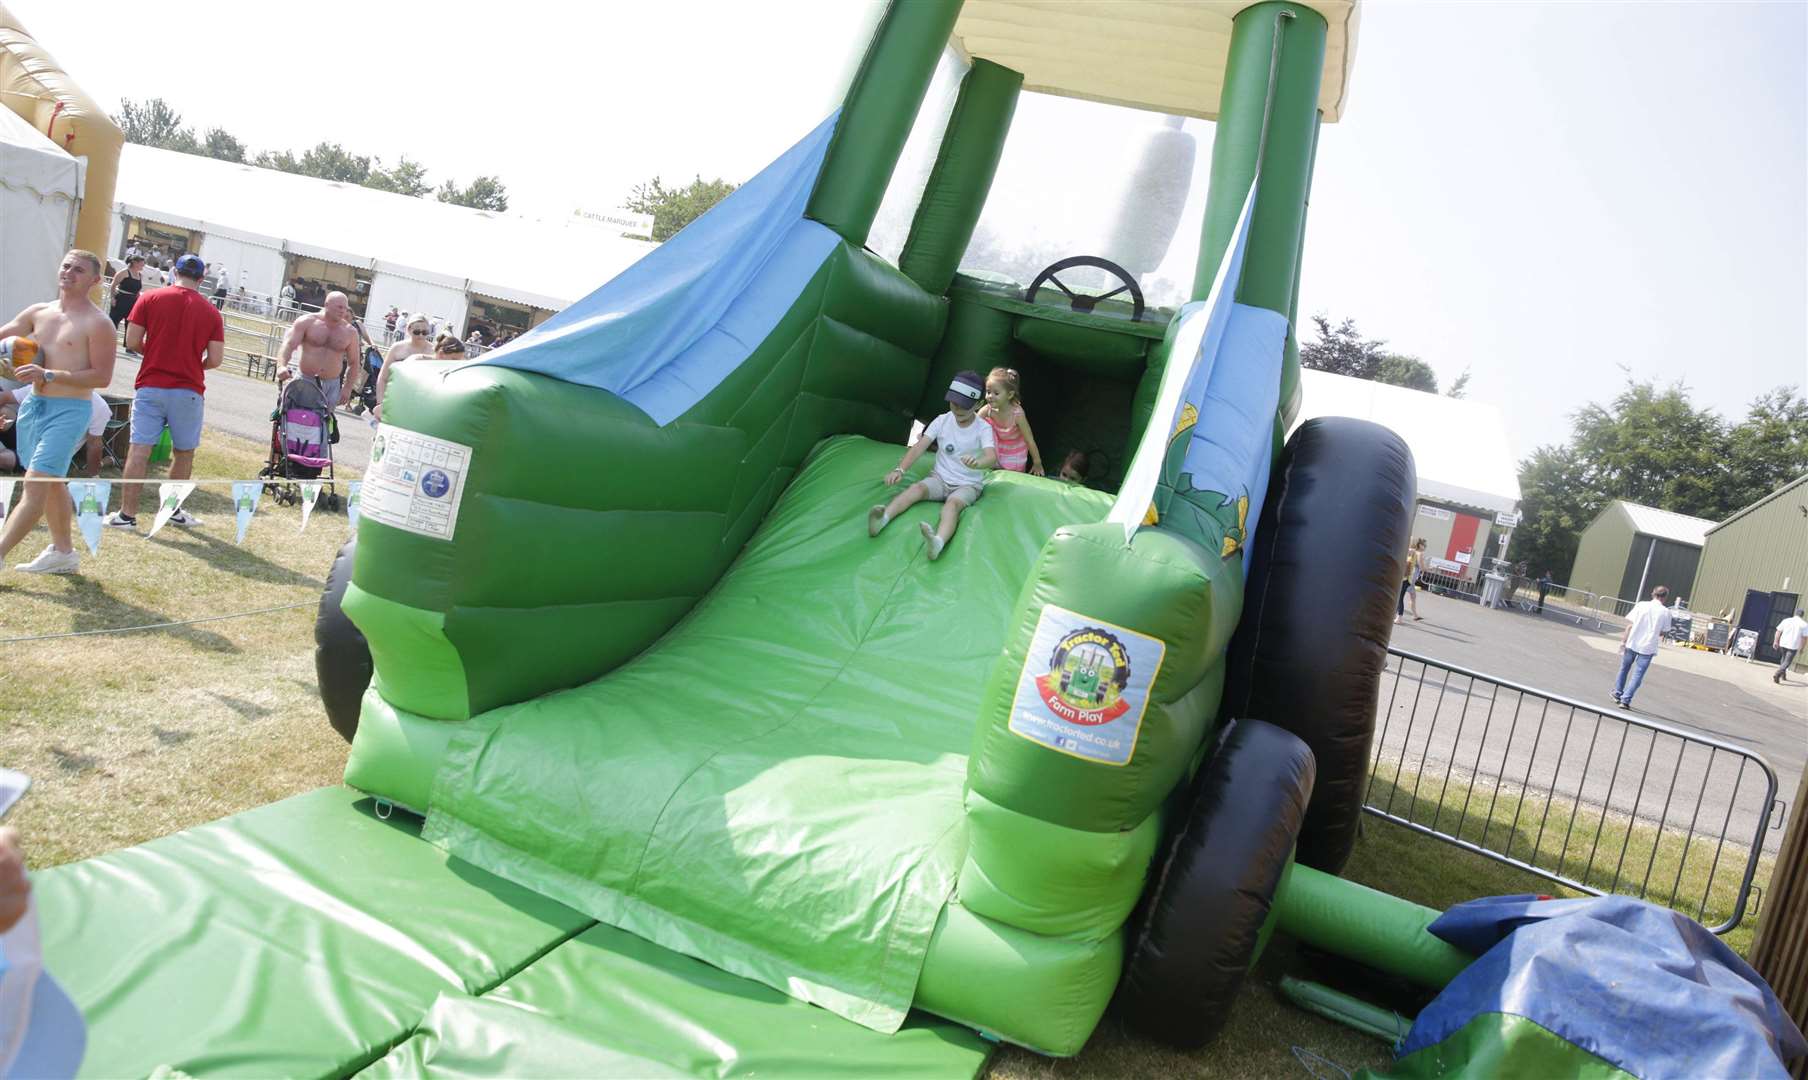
[30,2,1806,1077]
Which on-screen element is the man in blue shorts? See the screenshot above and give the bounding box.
[0,251,117,573]
[107,253,224,530]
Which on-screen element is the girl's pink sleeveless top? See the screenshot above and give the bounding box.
[987,409,1030,471]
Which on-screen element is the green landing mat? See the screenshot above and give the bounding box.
[422,435,1114,1033]
[33,787,592,1079]
[358,922,994,1079]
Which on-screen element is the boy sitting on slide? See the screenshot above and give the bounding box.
[868,370,996,561]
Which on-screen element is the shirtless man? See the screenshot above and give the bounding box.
[0,250,116,573]
[372,312,436,420]
[277,291,362,409]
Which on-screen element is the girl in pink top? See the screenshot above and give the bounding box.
[979,367,1043,475]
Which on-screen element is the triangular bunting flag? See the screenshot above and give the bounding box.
[346,481,362,529]
[146,481,197,539]
[231,482,263,544]
[298,482,323,532]
[67,481,111,556]
[0,479,14,527]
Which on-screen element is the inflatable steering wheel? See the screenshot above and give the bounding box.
[1025,256,1146,322]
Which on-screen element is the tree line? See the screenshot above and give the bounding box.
[111,97,509,212]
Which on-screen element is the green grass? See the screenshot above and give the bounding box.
[1,431,357,867]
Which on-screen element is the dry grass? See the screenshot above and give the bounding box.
[1,431,355,866]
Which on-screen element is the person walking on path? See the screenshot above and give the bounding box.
[108,255,144,347]
[1612,585,1673,710]
[107,253,224,531]
[1536,569,1554,614]
[276,291,363,410]
[1774,609,1806,684]
[0,250,116,573]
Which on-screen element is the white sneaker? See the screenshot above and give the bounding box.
[15,546,80,574]
[104,511,139,530]
[168,509,202,527]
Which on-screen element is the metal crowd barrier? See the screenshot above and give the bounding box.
[1364,648,1784,934]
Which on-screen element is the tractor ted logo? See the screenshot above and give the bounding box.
[1037,627,1132,725]
[1009,604,1166,767]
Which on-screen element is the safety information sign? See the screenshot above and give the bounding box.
[360,426,474,541]
[1008,604,1165,766]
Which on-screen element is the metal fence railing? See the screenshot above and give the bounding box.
[1365,648,1785,934]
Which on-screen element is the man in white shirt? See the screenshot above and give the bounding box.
[1773,609,1806,684]
[1612,585,1673,710]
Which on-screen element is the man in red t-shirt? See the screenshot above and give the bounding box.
[108,253,225,530]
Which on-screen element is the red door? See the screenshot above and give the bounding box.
[1446,514,1481,578]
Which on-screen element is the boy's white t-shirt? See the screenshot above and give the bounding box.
[925,411,995,489]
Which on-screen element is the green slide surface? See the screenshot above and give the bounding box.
[417,435,1115,1033]
[358,922,992,1079]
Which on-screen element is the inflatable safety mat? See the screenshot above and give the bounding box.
[34,786,592,1079]
[357,922,993,1079]
[422,435,1114,1032]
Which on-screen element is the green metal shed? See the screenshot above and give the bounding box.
[1567,500,1713,614]
[1692,475,1808,670]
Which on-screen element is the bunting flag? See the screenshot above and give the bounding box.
[0,479,14,527]
[146,481,197,539]
[231,482,263,545]
[297,482,323,532]
[346,481,363,529]
[67,481,111,556]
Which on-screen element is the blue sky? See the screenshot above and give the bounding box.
[11,0,1803,459]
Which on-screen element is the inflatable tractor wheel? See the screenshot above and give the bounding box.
[1120,719,1314,1048]
[1222,417,1416,874]
[315,537,373,742]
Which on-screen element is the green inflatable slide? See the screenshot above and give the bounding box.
[34,2,1484,1075]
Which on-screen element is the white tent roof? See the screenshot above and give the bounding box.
[952,0,1359,123]
[1294,368,1521,516]
[1618,501,1714,547]
[113,144,656,310]
[0,106,84,320]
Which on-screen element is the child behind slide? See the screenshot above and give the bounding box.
[867,369,996,561]
[978,366,1043,476]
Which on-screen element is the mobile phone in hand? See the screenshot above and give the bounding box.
[0,769,29,821]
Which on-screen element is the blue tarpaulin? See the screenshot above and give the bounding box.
[1398,895,1806,1078]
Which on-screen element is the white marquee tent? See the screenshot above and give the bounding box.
[1294,367,1521,516]
[107,144,656,330]
[0,105,84,321]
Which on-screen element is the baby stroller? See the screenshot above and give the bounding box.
[260,376,341,509]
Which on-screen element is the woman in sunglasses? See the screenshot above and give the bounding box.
[372,315,436,420]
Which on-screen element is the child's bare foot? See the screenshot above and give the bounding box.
[919,521,944,561]
[868,505,888,537]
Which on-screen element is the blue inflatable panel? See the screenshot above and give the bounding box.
[1404,895,1807,1078]
[477,112,841,425]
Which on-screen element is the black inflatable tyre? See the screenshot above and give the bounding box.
[1120,719,1314,1049]
[315,537,373,742]
[1222,417,1415,874]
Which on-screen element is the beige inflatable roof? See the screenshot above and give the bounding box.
[950,0,1359,122]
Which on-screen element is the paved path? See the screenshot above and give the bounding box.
[104,349,372,472]
[1378,591,1804,881]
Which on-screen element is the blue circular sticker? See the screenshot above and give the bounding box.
[420,469,451,498]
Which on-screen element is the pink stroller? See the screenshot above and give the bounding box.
[260,376,341,508]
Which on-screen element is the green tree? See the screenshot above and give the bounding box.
[1514,379,1808,585]
[1445,368,1472,399]
[1375,354,1438,393]
[1301,315,1389,383]
[437,175,509,212]
[202,127,247,163]
[111,97,198,153]
[366,157,432,198]
[625,175,738,241]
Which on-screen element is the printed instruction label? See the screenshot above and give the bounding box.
[360,425,474,541]
[1008,604,1165,767]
